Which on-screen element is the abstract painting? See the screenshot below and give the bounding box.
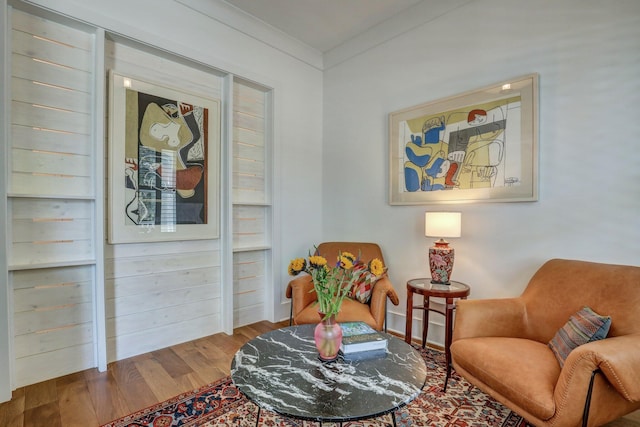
[108,72,220,243]
[389,74,538,205]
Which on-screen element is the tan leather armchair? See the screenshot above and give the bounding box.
[285,242,400,331]
[451,259,640,427]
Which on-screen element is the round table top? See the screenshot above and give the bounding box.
[230,324,427,423]
[406,279,470,298]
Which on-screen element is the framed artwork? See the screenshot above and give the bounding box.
[108,71,220,243]
[389,74,538,205]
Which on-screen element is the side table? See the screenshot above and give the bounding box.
[404,279,470,391]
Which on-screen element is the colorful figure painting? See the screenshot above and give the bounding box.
[400,96,521,194]
[123,89,209,228]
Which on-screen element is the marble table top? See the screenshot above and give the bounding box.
[230,324,427,423]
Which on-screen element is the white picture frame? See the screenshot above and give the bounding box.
[108,71,220,243]
[389,74,538,205]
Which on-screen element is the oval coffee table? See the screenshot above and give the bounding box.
[230,324,427,426]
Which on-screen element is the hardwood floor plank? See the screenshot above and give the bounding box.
[84,370,130,425]
[108,358,158,415]
[150,347,193,379]
[23,401,62,427]
[57,375,99,427]
[0,320,278,427]
[134,355,181,403]
[24,380,57,410]
[171,341,228,384]
[0,388,25,427]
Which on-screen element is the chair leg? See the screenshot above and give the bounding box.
[289,302,293,326]
[384,300,388,333]
[582,368,601,427]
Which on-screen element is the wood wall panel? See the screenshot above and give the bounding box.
[104,41,224,362]
[12,265,94,387]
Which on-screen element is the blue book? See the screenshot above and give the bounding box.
[339,322,388,354]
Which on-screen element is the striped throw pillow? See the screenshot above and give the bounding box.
[548,306,611,367]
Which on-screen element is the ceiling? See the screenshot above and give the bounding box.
[223,0,424,52]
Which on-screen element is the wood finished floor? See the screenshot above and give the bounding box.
[0,320,289,427]
[1,320,639,427]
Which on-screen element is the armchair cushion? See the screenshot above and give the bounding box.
[548,306,611,367]
[351,263,381,304]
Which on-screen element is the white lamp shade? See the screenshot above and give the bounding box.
[425,212,461,238]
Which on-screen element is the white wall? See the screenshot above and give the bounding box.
[322,0,640,339]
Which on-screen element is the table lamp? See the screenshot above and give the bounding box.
[425,212,461,285]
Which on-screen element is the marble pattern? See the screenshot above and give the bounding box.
[230,324,427,422]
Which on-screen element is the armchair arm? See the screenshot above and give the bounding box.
[286,274,317,318]
[369,275,400,331]
[452,297,528,342]
[561,334,640,402]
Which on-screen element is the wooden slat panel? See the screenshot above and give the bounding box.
[233,289,264,309]
[14,323,93,358]
[234,275,264,293]
[233,127,264,146]
[12,198,92,219]
[233,173,265,190]
[105,267,219,299]
[12,218,91,242]
[12,30,91,71]
[107,252,217,278]
[11,240,93,266]
[14,302,92,335]
[233,157,264,177]
[233,111,264,133]
[233,255,265,279]
[12,148,90,177]
[11,100,90,134]
[15,343,94,388]
[105,41,222,100]
[105,239,220,259]
[107,314,221,362]
[233,205,266,248]
[12,124,92,156]
[106,298,220,337]
[12,9,92,51]
[233,304,264,328]
[233,230,265,248]
[106,283,217,318]
[12,77,91,113]
[12,265,92,290]
[233,140,264,162]
[14,280,91,312]
[234,83,265,110]
[10,172,92,197]
[12,53,91,92]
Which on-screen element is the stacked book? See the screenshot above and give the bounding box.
[339,322,388,359]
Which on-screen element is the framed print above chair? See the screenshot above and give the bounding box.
[389,74,538,205]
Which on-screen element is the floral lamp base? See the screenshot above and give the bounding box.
[428,240,455,285]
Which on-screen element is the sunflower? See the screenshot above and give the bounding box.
[288,258,306,276]
[369,258,384,276]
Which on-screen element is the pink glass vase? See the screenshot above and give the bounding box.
[314,313,343,362]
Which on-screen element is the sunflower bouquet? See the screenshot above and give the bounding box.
[288,248,385,320]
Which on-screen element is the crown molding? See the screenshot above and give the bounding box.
[323,0,473,70]
[176,0,324,71]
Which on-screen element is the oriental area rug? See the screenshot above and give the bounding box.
[102,346,533,427]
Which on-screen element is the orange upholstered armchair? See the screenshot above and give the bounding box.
[451,259,640,427]
[285,242,399,331]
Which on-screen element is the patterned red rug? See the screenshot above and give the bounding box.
[102,346,533,427]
